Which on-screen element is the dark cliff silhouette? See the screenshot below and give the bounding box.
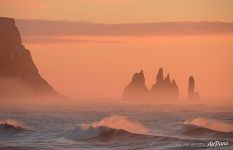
[0,17,57,99]
[188,76,199,99]
[122,70,149,100]
[122,68,179,101]
[151,68,179,100]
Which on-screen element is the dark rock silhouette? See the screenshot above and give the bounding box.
[0,17,57,98]
[188,76,199,99]
[122,70,149,100]
[156,68,164,85]
[171,79,179,98]
[122,68,179,101]
[151,68,179,100]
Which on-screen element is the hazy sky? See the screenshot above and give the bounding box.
[1,0,233,23]
[1,0,233,99]
[24,35,233,99]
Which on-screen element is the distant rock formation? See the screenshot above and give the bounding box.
[122,68,179,101]
[151,68,179,100]
[122,70,149,100]
[188,76,199,99]
[0,17,57,99]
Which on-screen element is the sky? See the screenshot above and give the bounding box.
[24,36,233,99]
[1,0,233,99]
[1,0,233,23]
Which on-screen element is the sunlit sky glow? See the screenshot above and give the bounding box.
[1,0,233,99]
[1,0,233,23]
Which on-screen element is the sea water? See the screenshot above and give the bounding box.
[0,102,233,150]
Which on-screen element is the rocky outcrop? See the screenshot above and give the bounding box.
[0,17,57,98]
[122,68,179,100]
[122,70,149,100]
[188,76,199,99]
[151,68,179,100]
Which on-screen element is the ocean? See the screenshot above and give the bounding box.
[0,102,233,150]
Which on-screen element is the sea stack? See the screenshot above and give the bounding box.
[0,17,57,99]
[122,68,179,101]
[188,76,199,99]
[122,70,149,100]
[151,68,179,100]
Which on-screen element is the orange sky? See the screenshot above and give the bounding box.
[23,35,233,99]
[1,0,233,23]
[1,0,233,99]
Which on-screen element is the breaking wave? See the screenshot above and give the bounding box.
[182,117,233,138]
[0,119,27,135]
[68,116,233,141]
[68,115,150,141]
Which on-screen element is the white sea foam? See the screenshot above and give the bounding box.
[184,117,233,133]
[69,115,148,140]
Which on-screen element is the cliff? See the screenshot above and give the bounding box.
[0,17,57,98]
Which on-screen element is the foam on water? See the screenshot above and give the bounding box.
[68,115,149,140]
[0,119,27,135]
[184,117,233,133]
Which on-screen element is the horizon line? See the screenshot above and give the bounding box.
[15,17,233,24]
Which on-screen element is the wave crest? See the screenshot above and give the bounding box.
[184,117,233,132]
[182,117,233,137]
[0,119,27,135]
[68,115,149,140]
